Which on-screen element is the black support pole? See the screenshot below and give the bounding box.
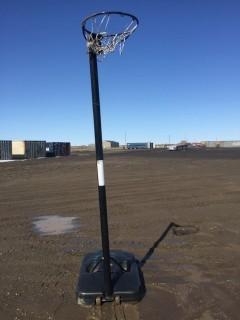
[88,49,113,298]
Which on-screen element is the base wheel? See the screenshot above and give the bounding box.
[115,296,121,305]
[77,297,84,305]
[95,297,102,306]
[77,297,92,307]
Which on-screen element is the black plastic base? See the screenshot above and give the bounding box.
[76,250,145,305]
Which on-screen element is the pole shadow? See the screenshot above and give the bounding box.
[139,222,199,268]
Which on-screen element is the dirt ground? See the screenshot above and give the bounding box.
[0,149,240,320]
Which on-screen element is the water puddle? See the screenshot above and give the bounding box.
[32,215,80,235]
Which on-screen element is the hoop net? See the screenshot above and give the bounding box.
[82,12,139,57]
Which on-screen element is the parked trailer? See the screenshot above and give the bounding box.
[127,142,153,150]
[167,143,189,151]
[0,140,12,160]
[46,142,71,157]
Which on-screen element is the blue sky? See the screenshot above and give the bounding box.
[1,0,240,145]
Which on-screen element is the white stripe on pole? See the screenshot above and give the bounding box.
[97,160,105,186]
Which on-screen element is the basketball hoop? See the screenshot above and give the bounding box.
[77,12,145,306]
[81,11,139,56]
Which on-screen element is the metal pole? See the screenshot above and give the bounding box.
[88,49,113,298]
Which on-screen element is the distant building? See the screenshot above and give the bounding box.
[201,140,240,148]
[127,142,154,150]
[87,144,95,150]
[103,140,119,149]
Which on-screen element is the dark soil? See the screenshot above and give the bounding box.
[0,149,240,319]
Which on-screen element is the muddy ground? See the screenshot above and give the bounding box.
[0,149,240,320]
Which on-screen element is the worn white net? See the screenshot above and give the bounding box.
[82,12,138,57]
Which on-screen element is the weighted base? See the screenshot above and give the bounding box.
[76,250,145,305]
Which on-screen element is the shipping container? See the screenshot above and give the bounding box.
[0,140,12,160]
[25,141,46,159]
[46,142,71,157]
[12,140,46,159]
